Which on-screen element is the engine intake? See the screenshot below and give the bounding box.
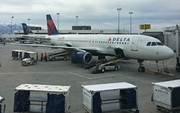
[72,51,92,64]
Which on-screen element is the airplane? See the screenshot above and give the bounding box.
[14,14,175,72]
[16,23,50,43]
[45,14,174,72]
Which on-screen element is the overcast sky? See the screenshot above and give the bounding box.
[0,0,179,33]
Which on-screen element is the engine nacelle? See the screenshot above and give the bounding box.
[72,51,92,64]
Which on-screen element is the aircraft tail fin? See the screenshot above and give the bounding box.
[46,14,59,35]
[22,23,33,34]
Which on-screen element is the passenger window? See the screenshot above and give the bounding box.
[151,42,157,46]
[147,42,151,46]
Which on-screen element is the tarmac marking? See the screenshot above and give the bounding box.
[67,71,92,79]
[92,74,116,79]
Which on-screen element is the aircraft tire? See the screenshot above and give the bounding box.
[138,67,145,72]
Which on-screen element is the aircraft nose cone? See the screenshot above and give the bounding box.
[166,47,174,59]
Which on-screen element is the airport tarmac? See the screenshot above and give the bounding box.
[0,43,180,113]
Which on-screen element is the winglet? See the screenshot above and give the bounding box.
[22,23,33,34]
[46,14,59,35]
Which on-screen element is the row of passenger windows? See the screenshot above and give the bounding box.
[61,40,130,45]
[146,42,164,46]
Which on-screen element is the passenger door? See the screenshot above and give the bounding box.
[131,37,139,51]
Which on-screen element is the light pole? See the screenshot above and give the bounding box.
[129,12,133,34]
[11,16,14,34]
[28,18,30,25]
[117,8,122,34]
[76,16,79,26]
[56,13,60,31]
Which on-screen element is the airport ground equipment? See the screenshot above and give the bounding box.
[48,50,69,61]
[0,96,5,113]
[82,82,139,113]
[176,57,180,72]
[21,51,38,66]
[90,58,121,74]
[152,79,180,112]
[146,68,174,76]
[12,50,27,60]
[14,84,71,113]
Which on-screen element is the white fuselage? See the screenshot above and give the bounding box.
[47,34,174,61]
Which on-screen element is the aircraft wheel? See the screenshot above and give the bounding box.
[101,68,105,73]
[138,67,145,72]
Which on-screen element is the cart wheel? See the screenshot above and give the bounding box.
[32,62,34,65]
[52,58,55,61]
[63,57,67,60]
[135,110,139,113]
[101,68,105,73]
[114,66,118,71]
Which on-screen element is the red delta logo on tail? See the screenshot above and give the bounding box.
[46,14,59,35]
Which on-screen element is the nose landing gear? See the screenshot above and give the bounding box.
[138,59,145,72]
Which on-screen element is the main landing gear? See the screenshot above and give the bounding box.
[138,59,145,72]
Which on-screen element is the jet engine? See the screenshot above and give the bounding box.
[72,51,92,64]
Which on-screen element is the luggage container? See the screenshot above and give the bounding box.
[152,79,180,112]
[82,82,139,113]
[14,84,71,113]
[12,50,27,60]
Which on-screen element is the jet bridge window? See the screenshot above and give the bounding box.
[147,42,151,46]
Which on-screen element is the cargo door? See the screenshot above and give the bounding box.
[131,37,139,51]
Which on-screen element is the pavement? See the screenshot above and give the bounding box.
[0,43,179,113]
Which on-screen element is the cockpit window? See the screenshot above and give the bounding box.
[156,42,164,46]
[151,42,157,46]
[147,42,151,46]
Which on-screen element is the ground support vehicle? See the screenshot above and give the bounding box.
[14,84,71,113]
[48,50,69,61]
[12,50,27,60]
[90,58,121,74]
[21,51,38,66]
[82,82,139,113]
[152,79,180,113]
[21,58,36,66]
[0,96,5,113]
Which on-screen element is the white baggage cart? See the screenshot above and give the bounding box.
[152,79,180,113]
[14,84,71,113]
[82,82,139,113]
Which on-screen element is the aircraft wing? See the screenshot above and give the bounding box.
[11,43,99,52]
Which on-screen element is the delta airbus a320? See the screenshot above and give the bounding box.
[16,14,174,72]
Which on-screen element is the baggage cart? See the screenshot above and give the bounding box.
[82,82,139,113]
[12,50,27,60]
[14,84,71,113]
[152,79,180,112]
